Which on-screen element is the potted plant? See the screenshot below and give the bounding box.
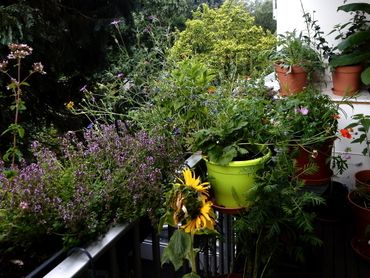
[270,30,323,96]
[342,113,370,260]
[274,86,347,185]
[329,2,370,96]
[189,86,276,209]
[303,2,370,96]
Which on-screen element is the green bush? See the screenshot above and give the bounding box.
[168,0,276,78]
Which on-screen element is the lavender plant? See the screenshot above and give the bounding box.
[0,122,182,250]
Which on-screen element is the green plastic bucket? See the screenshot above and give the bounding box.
[206,146,271,209]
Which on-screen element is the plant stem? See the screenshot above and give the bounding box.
[189,233,197,274]
[11,58,22,167]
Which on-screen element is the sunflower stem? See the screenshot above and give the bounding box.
[189,233,197,274]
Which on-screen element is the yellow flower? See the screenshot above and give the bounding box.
[177,168,210,196]
[66,101,74,110]
[182,200,216,234]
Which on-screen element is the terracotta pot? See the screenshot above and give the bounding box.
[348,190,370,261]
[293,140,333,185]
[332,64,362,96]
[274,64,308,96]
[355,169,370,192]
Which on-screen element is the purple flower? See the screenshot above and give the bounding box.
[117,73,124,78]
[110,19,123,26]
[80,85,87,92]
[295,107,309,115]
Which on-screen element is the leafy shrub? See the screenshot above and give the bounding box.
[168,0,276,78]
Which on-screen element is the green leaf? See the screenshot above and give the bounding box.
[351,134,366,144]
[20,81,30,87]
[161,230,192,271]
[361,66,370,85]
[217,145,238,166]
[337,3,370,14]
[17,125,25,138]
[330,52,370,68]
[336,30,370,52]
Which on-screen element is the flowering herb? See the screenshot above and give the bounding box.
[0,43,46,166]
[0,122,182,249]
[160,168,217,278]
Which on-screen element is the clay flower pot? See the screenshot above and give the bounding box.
[355,169,370,192]
[294,140,334,185]
[347,191,370,262]
[332,64,362,96]
[274,64,308,96]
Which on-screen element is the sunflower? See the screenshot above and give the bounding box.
[182,198,216,234]
[176,168,210,196]
[165,167,216,234]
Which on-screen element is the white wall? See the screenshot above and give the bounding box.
[274,0,368,47]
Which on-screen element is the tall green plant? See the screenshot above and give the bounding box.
[169,0,276,79]
[0,43,45,166]
[235,150,323,277]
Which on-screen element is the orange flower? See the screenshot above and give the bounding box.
[340,128,352,139]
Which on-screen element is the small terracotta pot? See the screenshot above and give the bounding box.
[274,64,308,96]
[332,64,362,96]
[355,169,370,192]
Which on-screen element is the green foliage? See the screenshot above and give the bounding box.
[245,0,276,33]
[161,229,195,271]
[346,113,370,156]
[168,0,276,78]
[191,91,276,165]
[128,59,218,149]
[235,151,324,277]
[273,87,341,146]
